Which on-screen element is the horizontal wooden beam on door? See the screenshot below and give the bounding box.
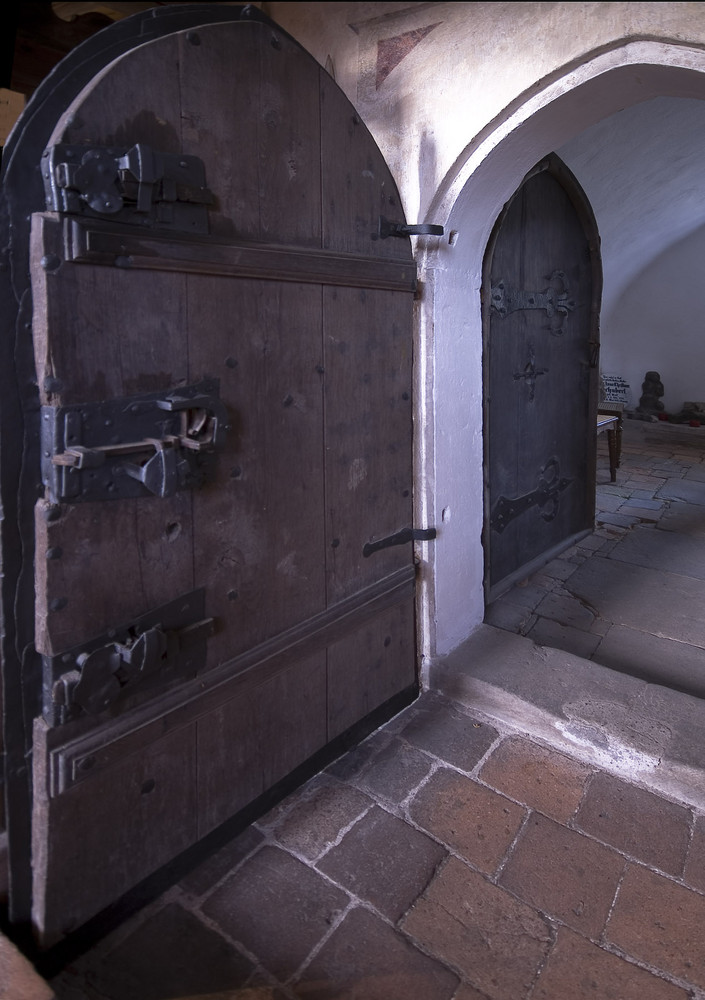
[63,218,418,292]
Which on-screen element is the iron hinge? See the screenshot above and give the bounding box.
[41,379,229,503]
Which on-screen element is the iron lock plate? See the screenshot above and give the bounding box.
[41,379,228,503]
[42,142,214,233]
[44,588,215,727]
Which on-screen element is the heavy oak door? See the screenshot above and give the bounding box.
[1,8,418,944]
[483,155,602,601]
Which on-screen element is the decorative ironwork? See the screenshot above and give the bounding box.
[490,270,575,335]
[513,343,547,401]
[490,458,572,533]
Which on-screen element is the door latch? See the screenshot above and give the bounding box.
[42,142,214,233]
[41,379,229,503]
[45,589,215,725]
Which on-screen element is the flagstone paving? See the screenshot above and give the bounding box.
[486,417,705,698]
[48,687,705,1000]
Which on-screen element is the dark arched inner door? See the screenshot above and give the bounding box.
[483,154,602,601]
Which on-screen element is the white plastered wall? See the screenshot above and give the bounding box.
[421,48,705,665]
[268,3,705,667]
[558,97,705,415]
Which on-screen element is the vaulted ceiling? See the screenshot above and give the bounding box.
[559,95,705,318]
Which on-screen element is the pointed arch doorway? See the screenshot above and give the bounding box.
[481,153,602,602]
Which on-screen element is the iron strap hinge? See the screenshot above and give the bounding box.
[41,379,229,503]
[363,526,437,557]
[490,270,576,335]
[490,458,572,534]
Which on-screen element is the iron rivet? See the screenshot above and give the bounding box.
[47,547,63,560]
[187,31,200,45]
[49,597,68,612]
[141,778,156,795]
[402,392,410,400]
[78,756,96,772]
[41,254,61,272]
[225,356,238,369]
[384,636,392,647]
[230,467,242,479]
[331,538,340,549]
[227,590,238,601]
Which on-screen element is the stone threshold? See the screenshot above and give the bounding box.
[432,623,705,811]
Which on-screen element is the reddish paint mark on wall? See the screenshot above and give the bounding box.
[376,24,441,89]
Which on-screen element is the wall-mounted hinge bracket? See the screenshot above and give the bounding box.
[378,216,444,239]
[42,142,214,233]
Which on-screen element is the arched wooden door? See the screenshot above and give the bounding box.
[483,155,602,601]
[1,6,420,945]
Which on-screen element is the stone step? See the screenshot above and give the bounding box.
[432,623,705,810]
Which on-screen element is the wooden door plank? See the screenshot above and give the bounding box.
[50,33,183,154]
[175,22,261,242]
[327,599,416,741]
[197,649,327,837]
[320,71,409,260]
[177,20,322,247]
[188,276,326,669]
[323,286,413,604]
[32,718,198,946]
[31,215,195,654]
[256,23,322,247]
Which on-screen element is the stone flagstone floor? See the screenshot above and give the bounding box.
[486,417,705,698]
[49,685,705,1000]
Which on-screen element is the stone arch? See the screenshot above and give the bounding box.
[416,40,705,664]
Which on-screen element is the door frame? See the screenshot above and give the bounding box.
[480,153,602,604]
